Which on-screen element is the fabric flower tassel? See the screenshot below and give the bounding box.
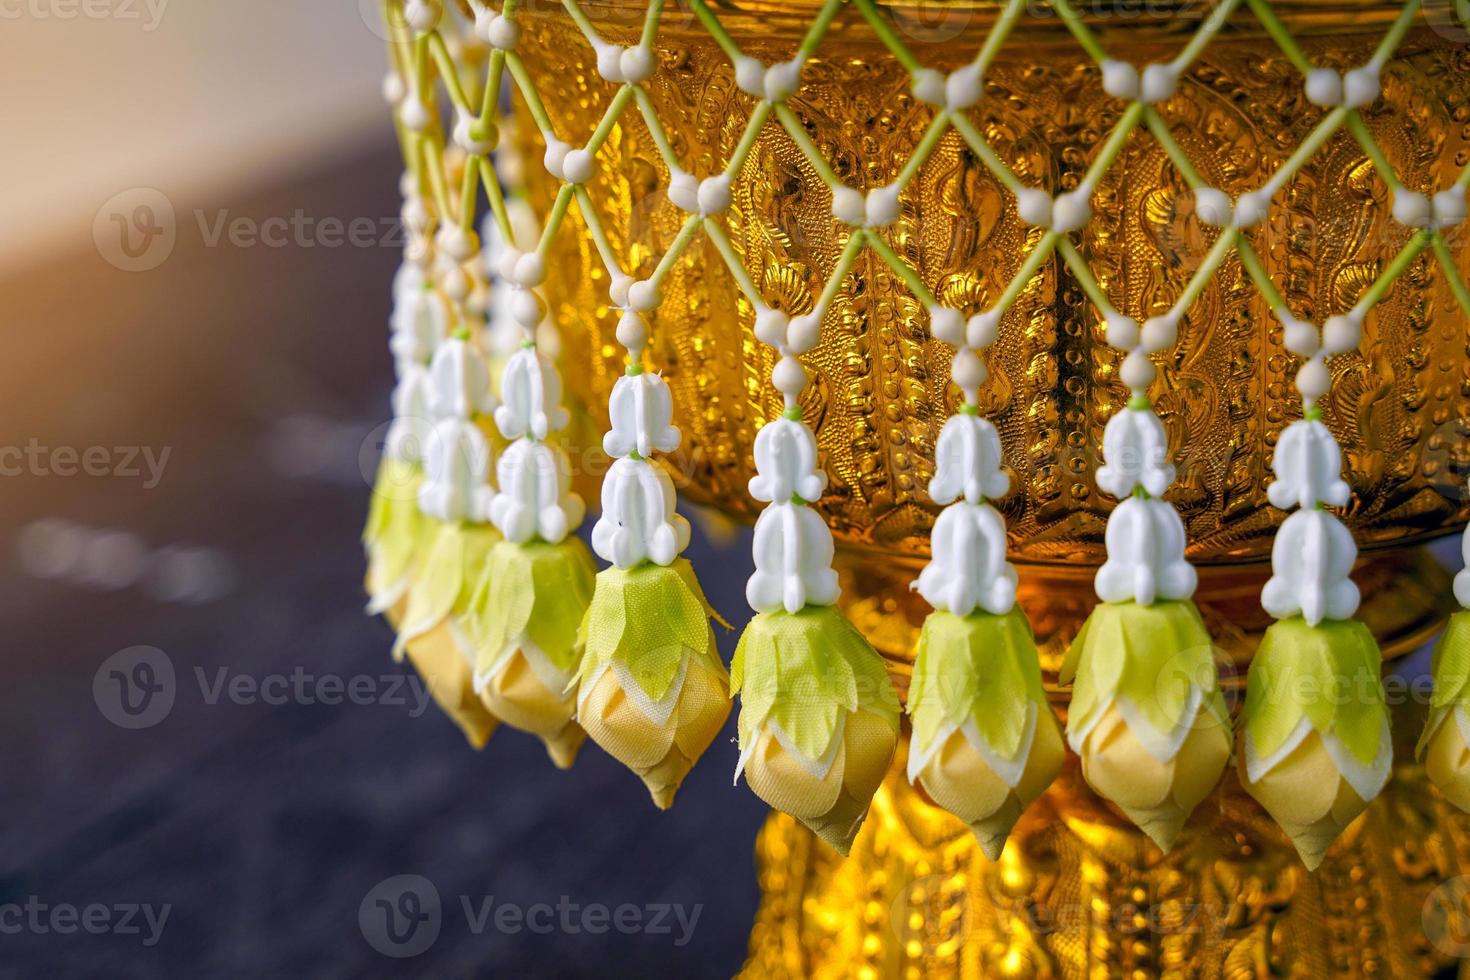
[1420,539,1470,812]
[1062,313,1232,852]
[1241,310,1390,869]
[906,309,1063,860]
[364,241,450,626]
[732,318,900,856]
[459,264,596,769]
[573,280,732,805]
[392,315,503,750]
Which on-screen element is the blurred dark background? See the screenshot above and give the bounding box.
[0,129,767,976]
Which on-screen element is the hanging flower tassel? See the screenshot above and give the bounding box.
[1063,314,1231,852]
[1240,313,1390,869]
[393,323,503,749]
[1420,554,1470,812]
[364,252,450,625]
[461,270,595,769]
[577,557,730,807]
[906,310,1063,860]
[732,340,899,856]
[573,287,731,805]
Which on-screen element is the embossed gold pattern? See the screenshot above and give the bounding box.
[742,713,1470,980]
[515,9,1470,563]
[411,1,1470,975]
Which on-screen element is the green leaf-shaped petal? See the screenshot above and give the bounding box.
[363,458,426,600]
[908,607,1047,761]
[732,605,900,762]
[576,558,724,703]
[1063,600,1228,743]
[394,521,500,655]
[1419,611,1470,757]
[1243,616,1385,767]
[461,537,596,677]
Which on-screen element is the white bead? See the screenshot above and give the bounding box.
[787,313,823,354]
[1015,188,1053,228]
[831,186,867,226]
[1434,187,1468,229]
[912,68,945,106]
[1050,186,1092,233]
[1322,313,1362,355]
[946,62,984,110]
[436,225,477,262]
[1342,65,1380,109]
[400,99,431,132]
[1105,312,1139,351]
[1193,187,1233,227]
[1295,356,1331,402]
[951,347,986,394]
[967,310,1002,349]
[1139,314,1178,354]
[485,14,519,51]
[1100,60,1140,101]
[1139,63,1178,104]
[772,355,807,396]
[453,112,497,155]
[382,73,406,106]
[697,174,733,215]
[1280,313,1321,357]
[928,306,965,346]
[627,280,660,312]
[403,198,430,233]
[1120,348,1157,390]
[667,169,699,212]
[561,148,595,185]
[865,184,902,227]
[1392,189,1432,228]
[616,309,648,352]
[441,266,469,301]
[512,253,545,288]
[1304,68,1343,107]
[764,59,802,102]
[734,56,765,98]
[494,246,521,282]
[542,139,570,180]
[1234,190,1270,228]
[620,46,655,83]
[404,0,440,33]
[510,287,543,328]
[754,308,790,348]
[404,235,431,268]
[594,41,625,83]
[609,274,633,308]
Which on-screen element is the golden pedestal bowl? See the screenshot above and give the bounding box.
[505,0,1470,975]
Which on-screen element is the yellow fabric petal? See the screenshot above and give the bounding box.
[1425,711,1470,815]
[1241,730,1369,870]
[478,649,582,768]
[1079,704,1231,852]
[403,622,498,750]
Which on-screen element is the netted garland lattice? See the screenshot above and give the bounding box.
[365,0,1470,865]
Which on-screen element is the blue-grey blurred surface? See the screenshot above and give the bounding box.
[0,143,766,978]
